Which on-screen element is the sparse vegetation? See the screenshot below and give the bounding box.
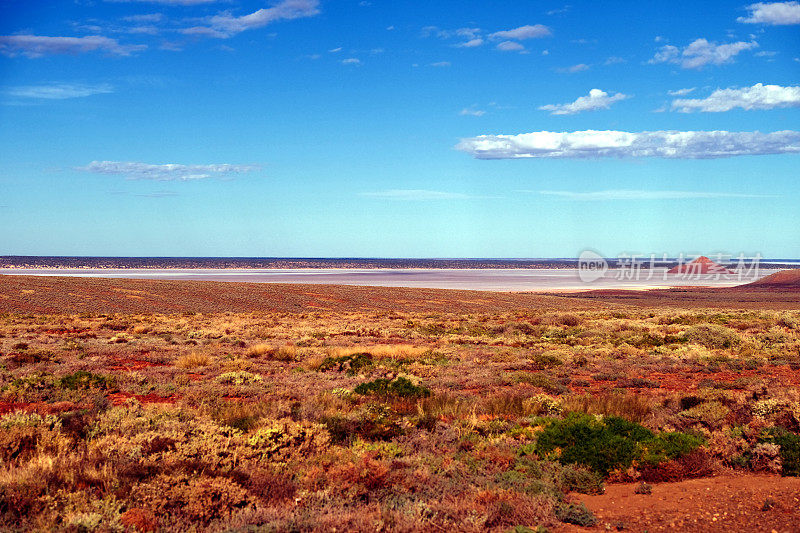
[0,296,798,530]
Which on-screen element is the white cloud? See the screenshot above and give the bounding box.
[604,56,626,65]
[430,61,451,67]
[121,14,164,22]
[5,83,114,99]
[328,46,342,53]
[535,189,773,200]
[456,129,800,159]
[341,57,361,65]
[0,35,145,58]
[459,108,486,116]
[457,38,484,48]
[672,83,800,112]
[668,87,696,96]
[488,24,552,40]
[78,161,260,181]
[738,1,800,24]
[361,189,470,200]
[181,0,320,38]
[649,38,758,69]
[539,89,629,115]
[496,41,525,52]
[557,63,589,73]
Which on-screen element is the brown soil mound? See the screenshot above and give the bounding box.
[738,269,800,291]
[667,256,734,275]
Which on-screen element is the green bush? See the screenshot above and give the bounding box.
[760,427,800,476]
[534,414,702,477]
[684,324,739,348]
[57,371,113,391]
[554,501,596,526]
[319,352,373,375]
[354,377,430,398]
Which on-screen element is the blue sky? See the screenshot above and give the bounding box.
[1,0,799,258]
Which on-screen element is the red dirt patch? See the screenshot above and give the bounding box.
[108,356,166,372]
[560,474,800,532]
[108,392,177,405]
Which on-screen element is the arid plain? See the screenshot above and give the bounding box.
[1,273,799,532]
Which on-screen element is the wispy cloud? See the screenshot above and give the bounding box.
[496,41,525,52]
[341,57,361,65]
[459,107,486,116]
[738,2,800,24]
[423,23,550,49]
[78,161,260,181]
[456,129,800,159]
[556,63,589,73]
[534,189,775,200]
[668,87,696,96]
[671,83,800,112]
[649,38,758,69]
[181,0,320,39]
[539,89,629,115]
[361,189,471,200]
[0,35,145,58]
[429,61,451,67]
[5,83,114,100]
[488,24,552,40]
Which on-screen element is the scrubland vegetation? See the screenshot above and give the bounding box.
[1,307,799,531]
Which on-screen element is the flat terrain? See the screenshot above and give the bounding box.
[0,275,799,531]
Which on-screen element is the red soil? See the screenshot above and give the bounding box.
[560,474,800,532]
[740,269,800,291]
[107,392,177,405]
[667,256,734,275]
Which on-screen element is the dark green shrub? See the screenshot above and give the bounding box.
[319,352,373,375]
[760,427,800,476]
[57,371,113,391]
[535,414,649,476]
[535,414,702,477]
[554,501,596,526]
[354,377,430,398]
[642,432,705,465]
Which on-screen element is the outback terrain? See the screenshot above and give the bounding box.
[0,273,799,531]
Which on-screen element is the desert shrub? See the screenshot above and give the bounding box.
[684,324,739,349]
[641,432,705,465]
[0,412,65,464]
[57,371,113,391]
[245,343,277,358]
[534,414,702,477]
[354,377,430,399]
[531,352,563,369]
[210,401,274,431]
[319,352,374,375]
[554,501,596,526]
[760,427,800,476]
[175,351,211,368]
[634,482,652,495]
[556,464,605,495]
[535,414,651,476]
[247,419,330,462]
[131,474,252,526]
[322,412,401,444]
[679,401,730,429]
[216,371,263,385]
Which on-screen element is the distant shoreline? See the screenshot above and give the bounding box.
[2,256,796,271]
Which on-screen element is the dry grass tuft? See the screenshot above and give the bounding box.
[175,351,211,368]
